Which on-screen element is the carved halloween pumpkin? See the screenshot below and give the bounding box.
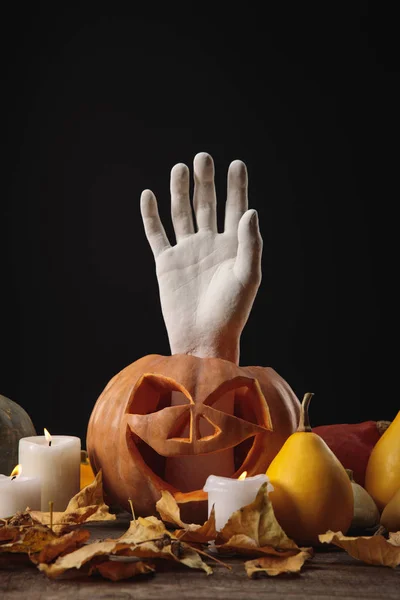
[87,354,300,523]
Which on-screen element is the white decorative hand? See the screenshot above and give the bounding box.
[140,152,263,365]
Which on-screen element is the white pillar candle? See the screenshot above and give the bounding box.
[19,434,81,511]
[203,473,274,531]
[0,468,41,519]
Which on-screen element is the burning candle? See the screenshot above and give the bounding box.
[0,465,41,519]
[18,429,81,511]
[203,471,274,531]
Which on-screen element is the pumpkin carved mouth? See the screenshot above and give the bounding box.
[123,373,273,496]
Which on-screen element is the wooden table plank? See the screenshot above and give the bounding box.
[1,514,399,599]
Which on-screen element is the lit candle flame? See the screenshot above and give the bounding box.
[10,464,22,479]
[44,428,52,446]
[238,471,247,480]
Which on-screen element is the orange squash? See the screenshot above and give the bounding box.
[312,420,390,486]
[80,450,95,489]
[86,354,300,523]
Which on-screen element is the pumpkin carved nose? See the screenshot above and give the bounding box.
[126,405,270,456]
[124,373,273,457]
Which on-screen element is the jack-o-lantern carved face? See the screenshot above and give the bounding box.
[87,354,300,523]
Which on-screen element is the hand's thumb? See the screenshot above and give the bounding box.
[234,209,263,287]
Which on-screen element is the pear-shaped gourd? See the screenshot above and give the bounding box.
[345,469,380,530]
[365,410,400,511]
[266,393,354,545]
[380,486,400,532]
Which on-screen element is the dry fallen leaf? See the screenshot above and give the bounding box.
[215,483,305,556]
[31,529,91,564]
[0,522,90,563]
[245,550,313,578]
[38,516,213,579]
[156,490,217,543]
[90,559,155,581]
[2,512,37,528]
[0,524,58,554]
[215,534,302,558]
[119,517,213,574]
[132,535,213,575]
[157,485,310,562]
[319,531,400,568]
[39,537,213,578]
[156,490,186,528]
[38,539,132,578]
[0,512,39,545]
[0,526,21,543]
[29,470,116,533]
[118,516,170,544]
[36,515,163,577]
[389,532,400,546]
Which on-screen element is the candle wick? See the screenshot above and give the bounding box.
[11,475,17,480]
[48,441,52,447]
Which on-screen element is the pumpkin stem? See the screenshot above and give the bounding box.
[376,420,391,436]
[297,392,314,432]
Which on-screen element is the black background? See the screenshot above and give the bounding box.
[2,2,398,446]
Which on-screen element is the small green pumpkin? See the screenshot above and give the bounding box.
[0,394,36,475]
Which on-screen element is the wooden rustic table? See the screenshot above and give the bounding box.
[1,513,399,600]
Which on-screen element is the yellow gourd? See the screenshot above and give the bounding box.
[266,393,354,545]
[364,410,400,511]
[380,486,400,531]
[345,469,380,529]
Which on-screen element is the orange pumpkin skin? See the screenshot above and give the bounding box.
[86,354,300,522]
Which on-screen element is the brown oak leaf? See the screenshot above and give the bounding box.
[245,550,313,578]
[0,521,89,564]
[0,512,39,547]
[156,490,186,528]
[29,470,115,533]
[156,490,217,543]
[90,559,155,581]
[118,517,213,574]
[38,539,132,578]
[0,526,21,543]
[118,515,170,544]
[38,516,213,578]
[215,534,302,558]
[0,524,58,554]
[30,529,91,564]
[2,512,37,528]
[319,530,400,568]
[215,483,307,556]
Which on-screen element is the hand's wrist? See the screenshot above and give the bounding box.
[169,334,240,365]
